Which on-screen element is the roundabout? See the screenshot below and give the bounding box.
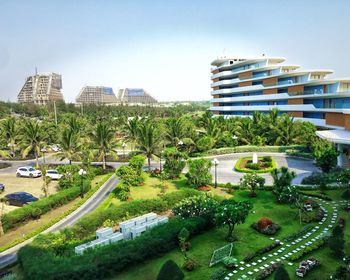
[234,154,277,173]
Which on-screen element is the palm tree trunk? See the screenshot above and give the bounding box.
[103,154,106,170]
[35,152,39,168]
[148,156,151,171]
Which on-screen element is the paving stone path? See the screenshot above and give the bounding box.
[223,198,350,280]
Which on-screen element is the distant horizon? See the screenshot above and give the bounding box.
[1,0,350,103]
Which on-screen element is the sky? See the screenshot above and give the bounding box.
[1,0,350,103]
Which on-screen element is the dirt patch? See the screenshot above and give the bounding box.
[0,173,58,213]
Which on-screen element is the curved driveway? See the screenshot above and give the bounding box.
[205,153,319,185]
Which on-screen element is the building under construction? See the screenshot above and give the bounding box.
[117,88,158,105]
[75,86,118,104]
[17,72,64,105]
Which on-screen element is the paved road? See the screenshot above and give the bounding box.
[0,174,119,269]
[205,153,319,185]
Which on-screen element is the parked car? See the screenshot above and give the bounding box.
[46,170,63,180]
[4,192,38,206]
[50,144,61,152]
[16,166,42,178]
[0,183,5,192]
[296,257,320,277]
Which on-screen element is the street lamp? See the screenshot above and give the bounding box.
[78,168,87,198]
[212,158,219,188]
[122,143,127,158]
[159,150,164,172]
[232,135,238,140]
[41,147,47,164]
[178,140,184,146]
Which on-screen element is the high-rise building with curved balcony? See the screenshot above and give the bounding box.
[209,56,350,166]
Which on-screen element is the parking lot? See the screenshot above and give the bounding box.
[0,173,58,213]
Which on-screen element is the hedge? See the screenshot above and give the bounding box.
[31,188,202,251]
[298,190,332,201]
[191,145,307,157]
[18,217,212,280]
[234,156,277,174]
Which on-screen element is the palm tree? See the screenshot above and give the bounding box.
[0,117,17,158]
[236,118,254,144]
[136,120,161,171]
[56,127,80,164]
[165,118,187,146]
[274,114,298,145]
[122,117,140,150]
[20,120,46,166]
[90,121,117,169]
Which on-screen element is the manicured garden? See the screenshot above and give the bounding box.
[234,156,277,173]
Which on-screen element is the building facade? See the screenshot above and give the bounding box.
[209,56,350,166]
[75,86,118,104]
[17,73,64,105]
[117,88,158,105]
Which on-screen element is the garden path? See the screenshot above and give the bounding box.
[223,198,349,280]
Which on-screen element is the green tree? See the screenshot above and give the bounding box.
[90,121,117,169]
[123,117,140,150]
[186,158,212,188]
[129,155,146,176]
[20,119,46,166]
[270,167,296,202]
[136,120,161,171]
[313,140,339,172]
[274,115,298,145]
[57,127,80,164]
[116,165,140,186]
[214,200,252,241]
[239,173,265,196]
[178,227,190,258]
[274,265,290,280]
[163,147,187,178]
[0,117,17,158]
[165,118,187,147]
[157,260,184,280]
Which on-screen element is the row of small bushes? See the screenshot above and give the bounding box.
[18,217,212,280]
[288,237,328,261]
[283,225,314,242]
[243,241,281,262]
[285,149,313,159]
[31,188,202,255]
[301,168,350,186]
[191,145,307,157]
[2,184,90,232]
[298,190,332,201]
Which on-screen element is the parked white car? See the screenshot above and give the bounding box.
[50,144,61,152]
[46,170,63,180]
[16,167,42,178]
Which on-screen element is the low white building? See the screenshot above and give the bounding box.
[75,212,168,254]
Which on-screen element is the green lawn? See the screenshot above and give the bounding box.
[109,190,313,280]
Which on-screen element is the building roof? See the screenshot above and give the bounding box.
[316,129,350,145]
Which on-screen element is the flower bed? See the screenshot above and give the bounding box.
[255,262,281,280]
[251,217,281,235]
[234,156,277,173]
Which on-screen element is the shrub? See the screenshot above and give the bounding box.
[210,268,227,280]
[252,221,281,236]
[257,217,273,230]
[274,265,290,280]
[221,256,237,268]
[298,190,332,201]
[341,189,350,200]
[313,140,339,172]
[182,258,196,271]
[163,147,187,179]
[186,158,212,188]
[235,157,277,173]
[18,217,212,280]
[128,155,146,176]
[157,260,184,280]
[115,165,141,186]
[112,182,130,201]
